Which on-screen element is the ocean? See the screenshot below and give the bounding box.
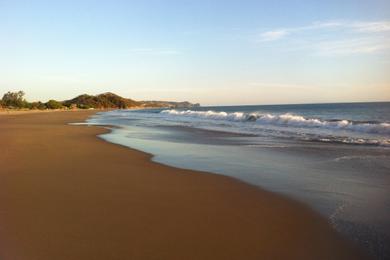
[86,102,390,259]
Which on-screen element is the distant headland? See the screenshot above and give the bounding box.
[0,91,200,110]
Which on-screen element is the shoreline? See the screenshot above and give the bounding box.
[0,110,366,259]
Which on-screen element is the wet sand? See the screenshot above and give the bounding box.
[0,111,365,259]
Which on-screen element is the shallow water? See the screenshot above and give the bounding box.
[87,102,390,259]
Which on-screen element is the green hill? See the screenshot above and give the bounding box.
[63,92,140,109]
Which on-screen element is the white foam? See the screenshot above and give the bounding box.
[161,110,390,135]
[161,109,248,121]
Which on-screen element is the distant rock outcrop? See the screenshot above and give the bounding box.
[140,100,200,108]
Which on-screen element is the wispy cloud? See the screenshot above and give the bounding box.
[315,37,390,55]
[257,20,390,55]
[258,20,390,42]
[259,30,289,42]
[128,48,181,55]
[348,21,390,32]
[302,20,390,32]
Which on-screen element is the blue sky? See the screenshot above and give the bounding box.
[1,0,389,105]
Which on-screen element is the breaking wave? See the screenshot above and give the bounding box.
[161,109,390,135]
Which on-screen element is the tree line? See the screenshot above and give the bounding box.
[0,91,66,110]
[1,90,200,110]
[0,91,139,110]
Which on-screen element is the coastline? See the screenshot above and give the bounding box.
[0,111,365,259]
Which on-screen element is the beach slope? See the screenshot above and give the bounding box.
[0,111,364,259]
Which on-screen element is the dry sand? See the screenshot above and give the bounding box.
[0,111,366,259]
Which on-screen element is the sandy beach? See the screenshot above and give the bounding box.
[0,111,365,259]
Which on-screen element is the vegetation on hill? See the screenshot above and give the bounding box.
[0,91,64,110]
[0,91,29,109]
[63,92,140,109]
[0,90,200,110]
[46,100,64,109]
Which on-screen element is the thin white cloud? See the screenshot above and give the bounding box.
[248,82,348,90]
[258,20,390,42]
[315,37,390,56]
[257,20,390,55]
[349,21,390,32]
[249,82,308,89]
[258,30,288,42]
[309,21,344,29]
[128,48,181,55]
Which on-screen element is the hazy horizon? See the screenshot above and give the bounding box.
[1,0,389,106]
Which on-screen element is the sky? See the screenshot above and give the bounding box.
[0,0,389,105]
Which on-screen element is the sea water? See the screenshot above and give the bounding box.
[87,102,390,259]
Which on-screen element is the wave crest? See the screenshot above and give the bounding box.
[161,109,390,135]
